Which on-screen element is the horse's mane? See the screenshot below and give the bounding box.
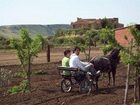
[90,48,120,64]
[106,48,120,64]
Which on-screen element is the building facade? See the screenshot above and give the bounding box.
[115,24,140,47]
[71,17,124,29]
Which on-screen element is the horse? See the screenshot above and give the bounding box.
[90,48,120,90]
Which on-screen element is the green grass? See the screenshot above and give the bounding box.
[131,102,140,105]
[33,70,48,75]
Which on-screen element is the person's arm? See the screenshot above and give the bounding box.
[75,57,86,71]
[80,61,89,66]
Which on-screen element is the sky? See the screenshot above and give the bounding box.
[0,0,140,26]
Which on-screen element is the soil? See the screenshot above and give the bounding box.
[0,63,135,105]
[0,47,102,66]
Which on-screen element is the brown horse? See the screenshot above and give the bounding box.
[90,48,120,90]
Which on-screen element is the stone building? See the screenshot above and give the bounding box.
[71,17,124,29]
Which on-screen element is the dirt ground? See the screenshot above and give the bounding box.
[0,48,135,105]
[0,63,134,105]
[0,47,102,66]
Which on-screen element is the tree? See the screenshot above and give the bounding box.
[67,29,97,61]
[120,26,140,104]
[101,17,116,29]
[11,28,42,91]
[55,29,65,37]
[99,28,117,55]
[130,26,140,102]
[120,39,133,105]
[84,29,98,61]
[0,36,11,49]
[99,28,116,44]
[68,36,89,60]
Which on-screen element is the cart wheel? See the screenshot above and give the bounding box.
[79,79,92,94]
[61,79,72,93]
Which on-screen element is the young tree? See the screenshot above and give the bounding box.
[11,28,43,91]
[120,26,140,104]
[121,39,133,105]
[99,28,118,55]
[130,26,140,102]
[84,29,98,61]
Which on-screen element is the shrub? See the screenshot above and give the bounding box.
[131,102,140,105]
[101,44,113,55]
[33,70,48,75]
[8,80,28,94]
[14,70,27,78]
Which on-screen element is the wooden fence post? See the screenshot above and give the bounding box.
[124,63,131,105]
[46,44,50,62]
[124,40,133,105]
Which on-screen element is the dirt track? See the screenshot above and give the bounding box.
[0,63,134,105]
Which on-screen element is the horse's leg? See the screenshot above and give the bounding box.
[108,72,111,86]
[112,69,116,86]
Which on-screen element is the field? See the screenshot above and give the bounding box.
[0,48,134,105]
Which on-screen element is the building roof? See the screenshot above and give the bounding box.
[114,24,140,47]
[115,24,140,31]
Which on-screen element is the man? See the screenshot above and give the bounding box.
[62,49,71,76]
[69,46,100,76]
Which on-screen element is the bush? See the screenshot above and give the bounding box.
[8,80,28,94]
[131,102,140,105]
[33,70,48,75]
[0,36,12,49]
[101,44,113,55]
[14,70,27,78]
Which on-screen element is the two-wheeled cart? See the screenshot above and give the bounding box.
[57,66,96,94]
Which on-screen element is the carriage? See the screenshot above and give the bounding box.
[57,66,96,94]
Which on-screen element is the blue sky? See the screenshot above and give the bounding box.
[0,0,140,26]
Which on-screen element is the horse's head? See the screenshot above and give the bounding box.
[109,48,121,63]
[110,48,120,57]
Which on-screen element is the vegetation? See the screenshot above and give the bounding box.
[0,35,11,49]
[119,26,140,104]
[99,28,118,55]
[131,102,140,105]
[10,28,43,92]
[101,17,117,29]
[50,27,119,59]
[33,70,48,75]
[8,80,28,94]
[0,24,71,37]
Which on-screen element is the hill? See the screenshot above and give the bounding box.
[0,24,71,38]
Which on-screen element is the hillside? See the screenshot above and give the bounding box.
[0,24,71,38]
